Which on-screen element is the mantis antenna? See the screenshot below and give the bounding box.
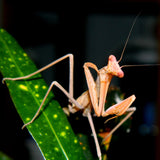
[118,12,141,63]
[121,64,160,68]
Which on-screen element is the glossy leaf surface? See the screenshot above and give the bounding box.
[0,29,85,160]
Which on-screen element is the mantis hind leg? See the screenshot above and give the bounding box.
[22,81,84,129]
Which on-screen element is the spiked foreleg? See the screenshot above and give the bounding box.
[102,95,136,118]
[102,107,136,144]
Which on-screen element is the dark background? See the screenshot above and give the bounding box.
[0,0,160,160]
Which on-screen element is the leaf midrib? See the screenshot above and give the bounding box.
[1,34,69,159]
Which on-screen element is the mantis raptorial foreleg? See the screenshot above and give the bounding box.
[83,58,136,143]
[2,53,102,160]
[102,107,136,144]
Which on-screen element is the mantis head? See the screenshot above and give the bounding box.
[107,55,124,78]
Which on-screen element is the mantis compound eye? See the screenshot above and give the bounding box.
[109,55,116,61]
[117,70,124,78]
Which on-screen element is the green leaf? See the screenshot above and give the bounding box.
[77,134,98,160]
[0,152,13,160]
[0,28,85,160]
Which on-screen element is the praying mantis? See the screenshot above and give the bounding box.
[2,16,140,160]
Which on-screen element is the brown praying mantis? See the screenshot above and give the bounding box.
[2,16,140,160]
